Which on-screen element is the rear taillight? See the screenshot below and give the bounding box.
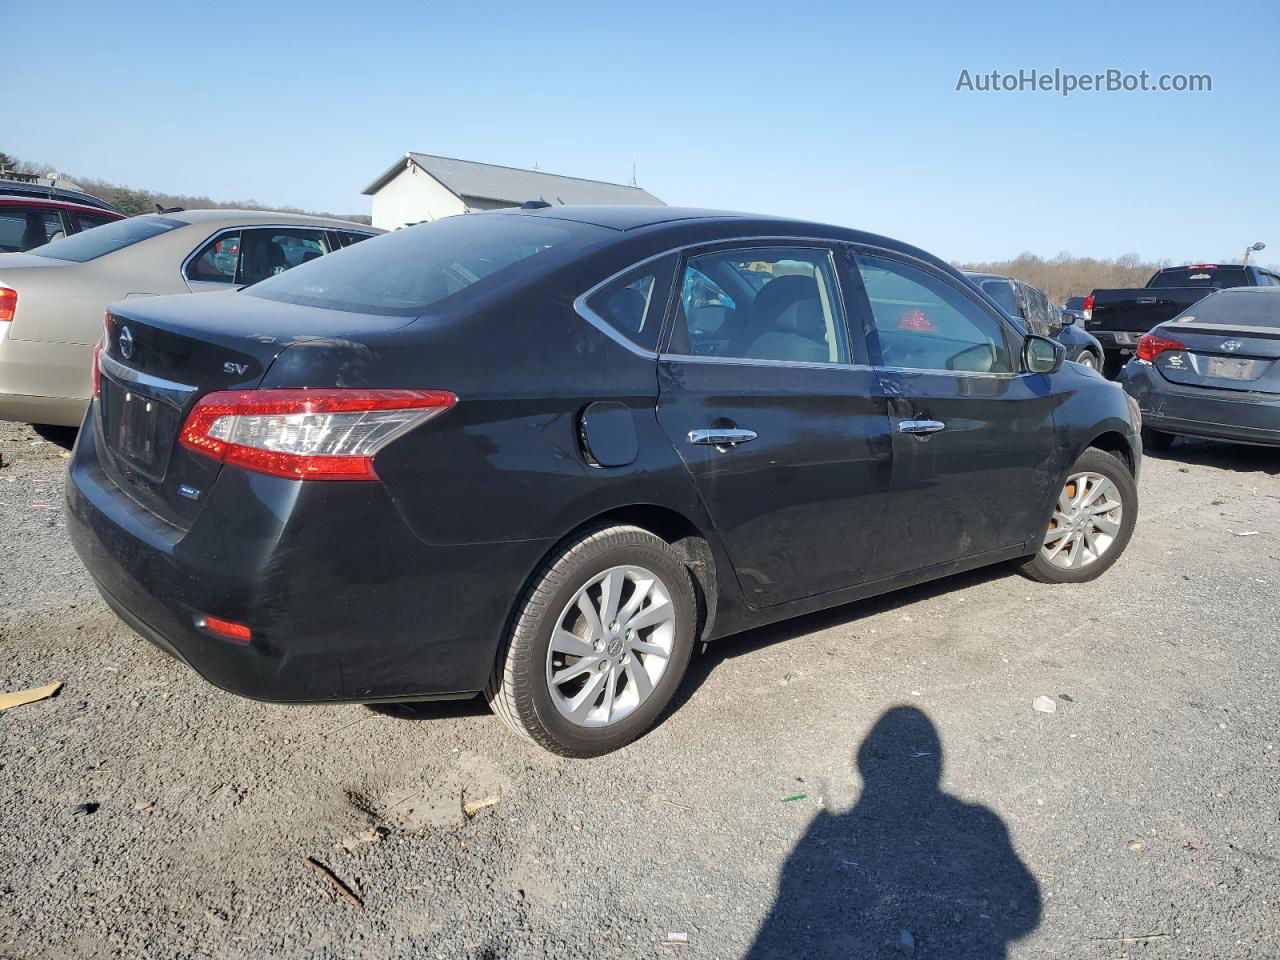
[1082,293,1094,321]
[178,388,456,480]
[1137,333,1185,362]
[0,287,16,325]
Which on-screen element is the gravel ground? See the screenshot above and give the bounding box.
[0,419,1277,959]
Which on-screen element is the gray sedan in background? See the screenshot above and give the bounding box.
[1121,286,1280,450]
[0,211,379,426]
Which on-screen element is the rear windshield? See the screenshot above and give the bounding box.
[1148,266,1250,289]
[247,214,607,316]
[1175,290,1280,328]
[29,216,186,262]
[1064,296,1085,309]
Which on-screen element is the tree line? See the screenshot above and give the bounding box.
[0,151,371,225]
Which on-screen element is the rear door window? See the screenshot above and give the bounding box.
[237,229,331,285]
[856,255,1013,373]
[583,256,676,352]
[0,207,66,252]
[667,247,851,364]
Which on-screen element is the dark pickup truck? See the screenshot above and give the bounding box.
[1086,264,1280,375]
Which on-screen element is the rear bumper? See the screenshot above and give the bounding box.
[1120,361,1280,446]
[66,419,551,702]
[0,337,92,426]
[1090,330,1140,354]
[0,391,87,427]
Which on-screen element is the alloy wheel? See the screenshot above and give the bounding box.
[1041,472,1124,569]
[545,565,676,727]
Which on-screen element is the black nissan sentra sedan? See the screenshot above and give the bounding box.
[67,206,1142,756]
[1120,286,1280,450]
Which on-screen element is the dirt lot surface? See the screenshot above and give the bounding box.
[1,419,1277,959]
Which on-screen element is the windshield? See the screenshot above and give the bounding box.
[1148,266,1250,289]
[28,216,187,262]
[247,214,607,315]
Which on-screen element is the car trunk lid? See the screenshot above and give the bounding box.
[96,291,419,528]
[1152,321,1280,394]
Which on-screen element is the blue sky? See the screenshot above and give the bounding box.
[8,0,1277,264]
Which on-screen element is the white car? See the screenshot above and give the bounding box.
[0,210,379,426]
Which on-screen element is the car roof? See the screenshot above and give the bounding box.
[0,196,126,217]
[139,209,381,231]
[962,271,1011,284]
[487,205,958,275]
[0,178,121,212]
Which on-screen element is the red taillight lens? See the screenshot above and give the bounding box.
[0,287,16,324]
[1082,294,1094,312]
[200,615,252,644]
[178,388,456,480]
[1137,333,1185,362]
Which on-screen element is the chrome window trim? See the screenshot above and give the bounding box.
[99,351,197,405]
[660,353,877,373]
[180,224,336,285]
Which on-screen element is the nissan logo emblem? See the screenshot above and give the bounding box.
[1221,339,1242,352]
[118,325,134,360]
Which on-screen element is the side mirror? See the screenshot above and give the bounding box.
[1023,335,1064,374]
[1059,310,1076,326]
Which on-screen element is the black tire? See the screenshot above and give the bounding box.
[1016,448,1138,584]
[486,524,697,757]
[1101,353,1126,380]
[1076,350,1101,372]
[1141,427,1176,453]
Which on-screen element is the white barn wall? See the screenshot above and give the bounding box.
[370,164,466,230]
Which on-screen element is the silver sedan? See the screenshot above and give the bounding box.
[0,210,380,426]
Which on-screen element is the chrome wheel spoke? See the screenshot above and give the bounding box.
[600,664,618,721]
[625,598,672,633]
[551,627,596,659]
[599,568,626,628]
[1092,515,1120,537]
[576,595,604,642]
[567,670,608,722]
[629,639,669,659]
[551,654,603,686]
[617,577,653,624]
[625,658,654,701]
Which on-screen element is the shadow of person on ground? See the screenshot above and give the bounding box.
[746,706,1041,959]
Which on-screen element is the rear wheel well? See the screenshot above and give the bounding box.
[516,505,719,648]
[1087,431,1134,474]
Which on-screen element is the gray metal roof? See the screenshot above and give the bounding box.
[362,153,663,208]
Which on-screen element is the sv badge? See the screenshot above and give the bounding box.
[223,361,249,376]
